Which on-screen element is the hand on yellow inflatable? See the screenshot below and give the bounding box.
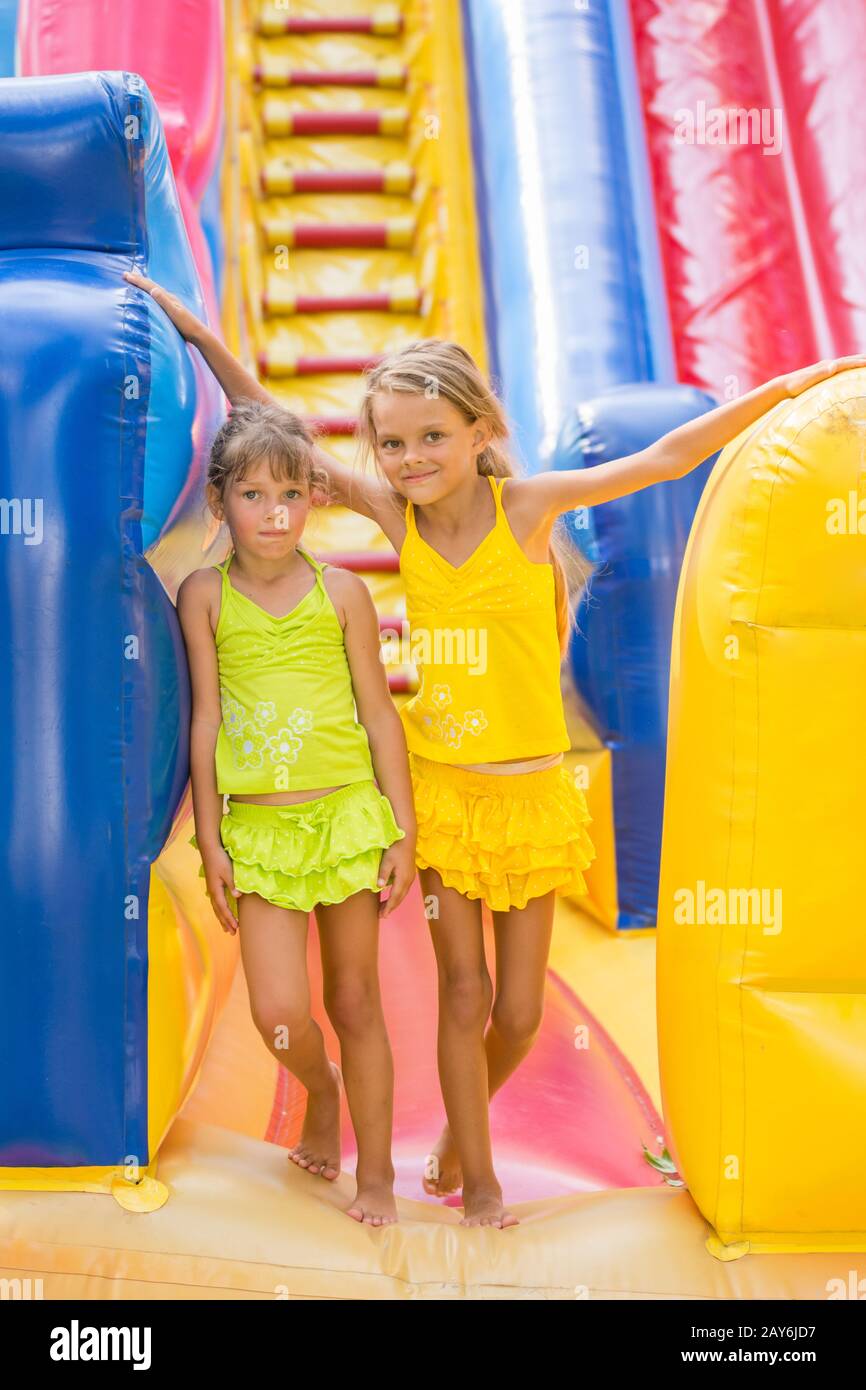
[123,269,205,344]
[781,353,866,398]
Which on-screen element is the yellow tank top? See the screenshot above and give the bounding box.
[399,473,571,763]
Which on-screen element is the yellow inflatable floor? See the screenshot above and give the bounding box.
[0,890,849,1299]
[1,1115,850,1300]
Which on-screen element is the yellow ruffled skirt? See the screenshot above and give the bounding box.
[408,752,596,912]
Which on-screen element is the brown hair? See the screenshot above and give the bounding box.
[355,339,589,655]
[206,399,331,508]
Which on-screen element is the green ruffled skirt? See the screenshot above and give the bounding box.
[190,780,405,913]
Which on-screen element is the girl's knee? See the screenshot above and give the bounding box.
[440,969,492,1031]
[490,997,544,1048]
[251,998,312,1046]
[323,977,379,1037]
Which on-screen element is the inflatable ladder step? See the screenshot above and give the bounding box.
[254,59,407,89]
[257,4,403,37]
[262,215,415,249]
[323,549,400,572]
[387,671,416,693]
[261,161,415,195]
[303,416,359,435]
[257,349,385,377]
[261,102,409,137]
[263,284,422,316]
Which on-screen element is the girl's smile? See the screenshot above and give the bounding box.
[403,468,438,485]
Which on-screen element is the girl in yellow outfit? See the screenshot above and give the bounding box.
[125,270,865,1229]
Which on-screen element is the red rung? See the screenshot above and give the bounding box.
[326,550,400,573]
[287,111,391,135]
[259,17,403,35]
[387,672,416,694]
[261,166,415,195]
[293,223,390,248]
[257,353,383,377]
[280,68,386,86]
[296,292,394,312]
[263,290,398,315]
[303,417,359,436]
[291,169,388,193]
[298,354,383,374]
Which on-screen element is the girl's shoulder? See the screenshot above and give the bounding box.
[176,564,223,640]
[319,563,375,632]
[177,562,223,606]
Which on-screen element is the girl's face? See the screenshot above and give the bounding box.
[213,457,312,555]
[370,391,491,501]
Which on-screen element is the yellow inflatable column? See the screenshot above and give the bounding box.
[657,369,866,1257]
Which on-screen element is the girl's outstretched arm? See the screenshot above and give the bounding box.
[521,354,866,521]
[122,270,394,524]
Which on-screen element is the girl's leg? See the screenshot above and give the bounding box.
[488,888,556,1091]
[238,891,342,1180]
[316,889,397,1226]
[420,866,517,1228]
[425,889,556,1211]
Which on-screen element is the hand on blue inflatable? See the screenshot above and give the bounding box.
[125,269,204,344]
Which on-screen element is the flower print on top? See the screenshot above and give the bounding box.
[211,547,375,795]
[218,688,317,773]
[410,682,489,751]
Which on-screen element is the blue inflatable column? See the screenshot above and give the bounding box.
[0,72,217,1171]
[554,385,717,928]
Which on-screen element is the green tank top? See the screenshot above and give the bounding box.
[212,547,375,795]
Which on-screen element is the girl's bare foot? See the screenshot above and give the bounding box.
[459,1183,519,1229]
[346,1179,399,1226]
[422,1123,462,1196]
[286,1062,343,1180]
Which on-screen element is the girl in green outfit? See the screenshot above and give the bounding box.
[175,393,416,1228]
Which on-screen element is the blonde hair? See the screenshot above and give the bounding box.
[355,339,589,656]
